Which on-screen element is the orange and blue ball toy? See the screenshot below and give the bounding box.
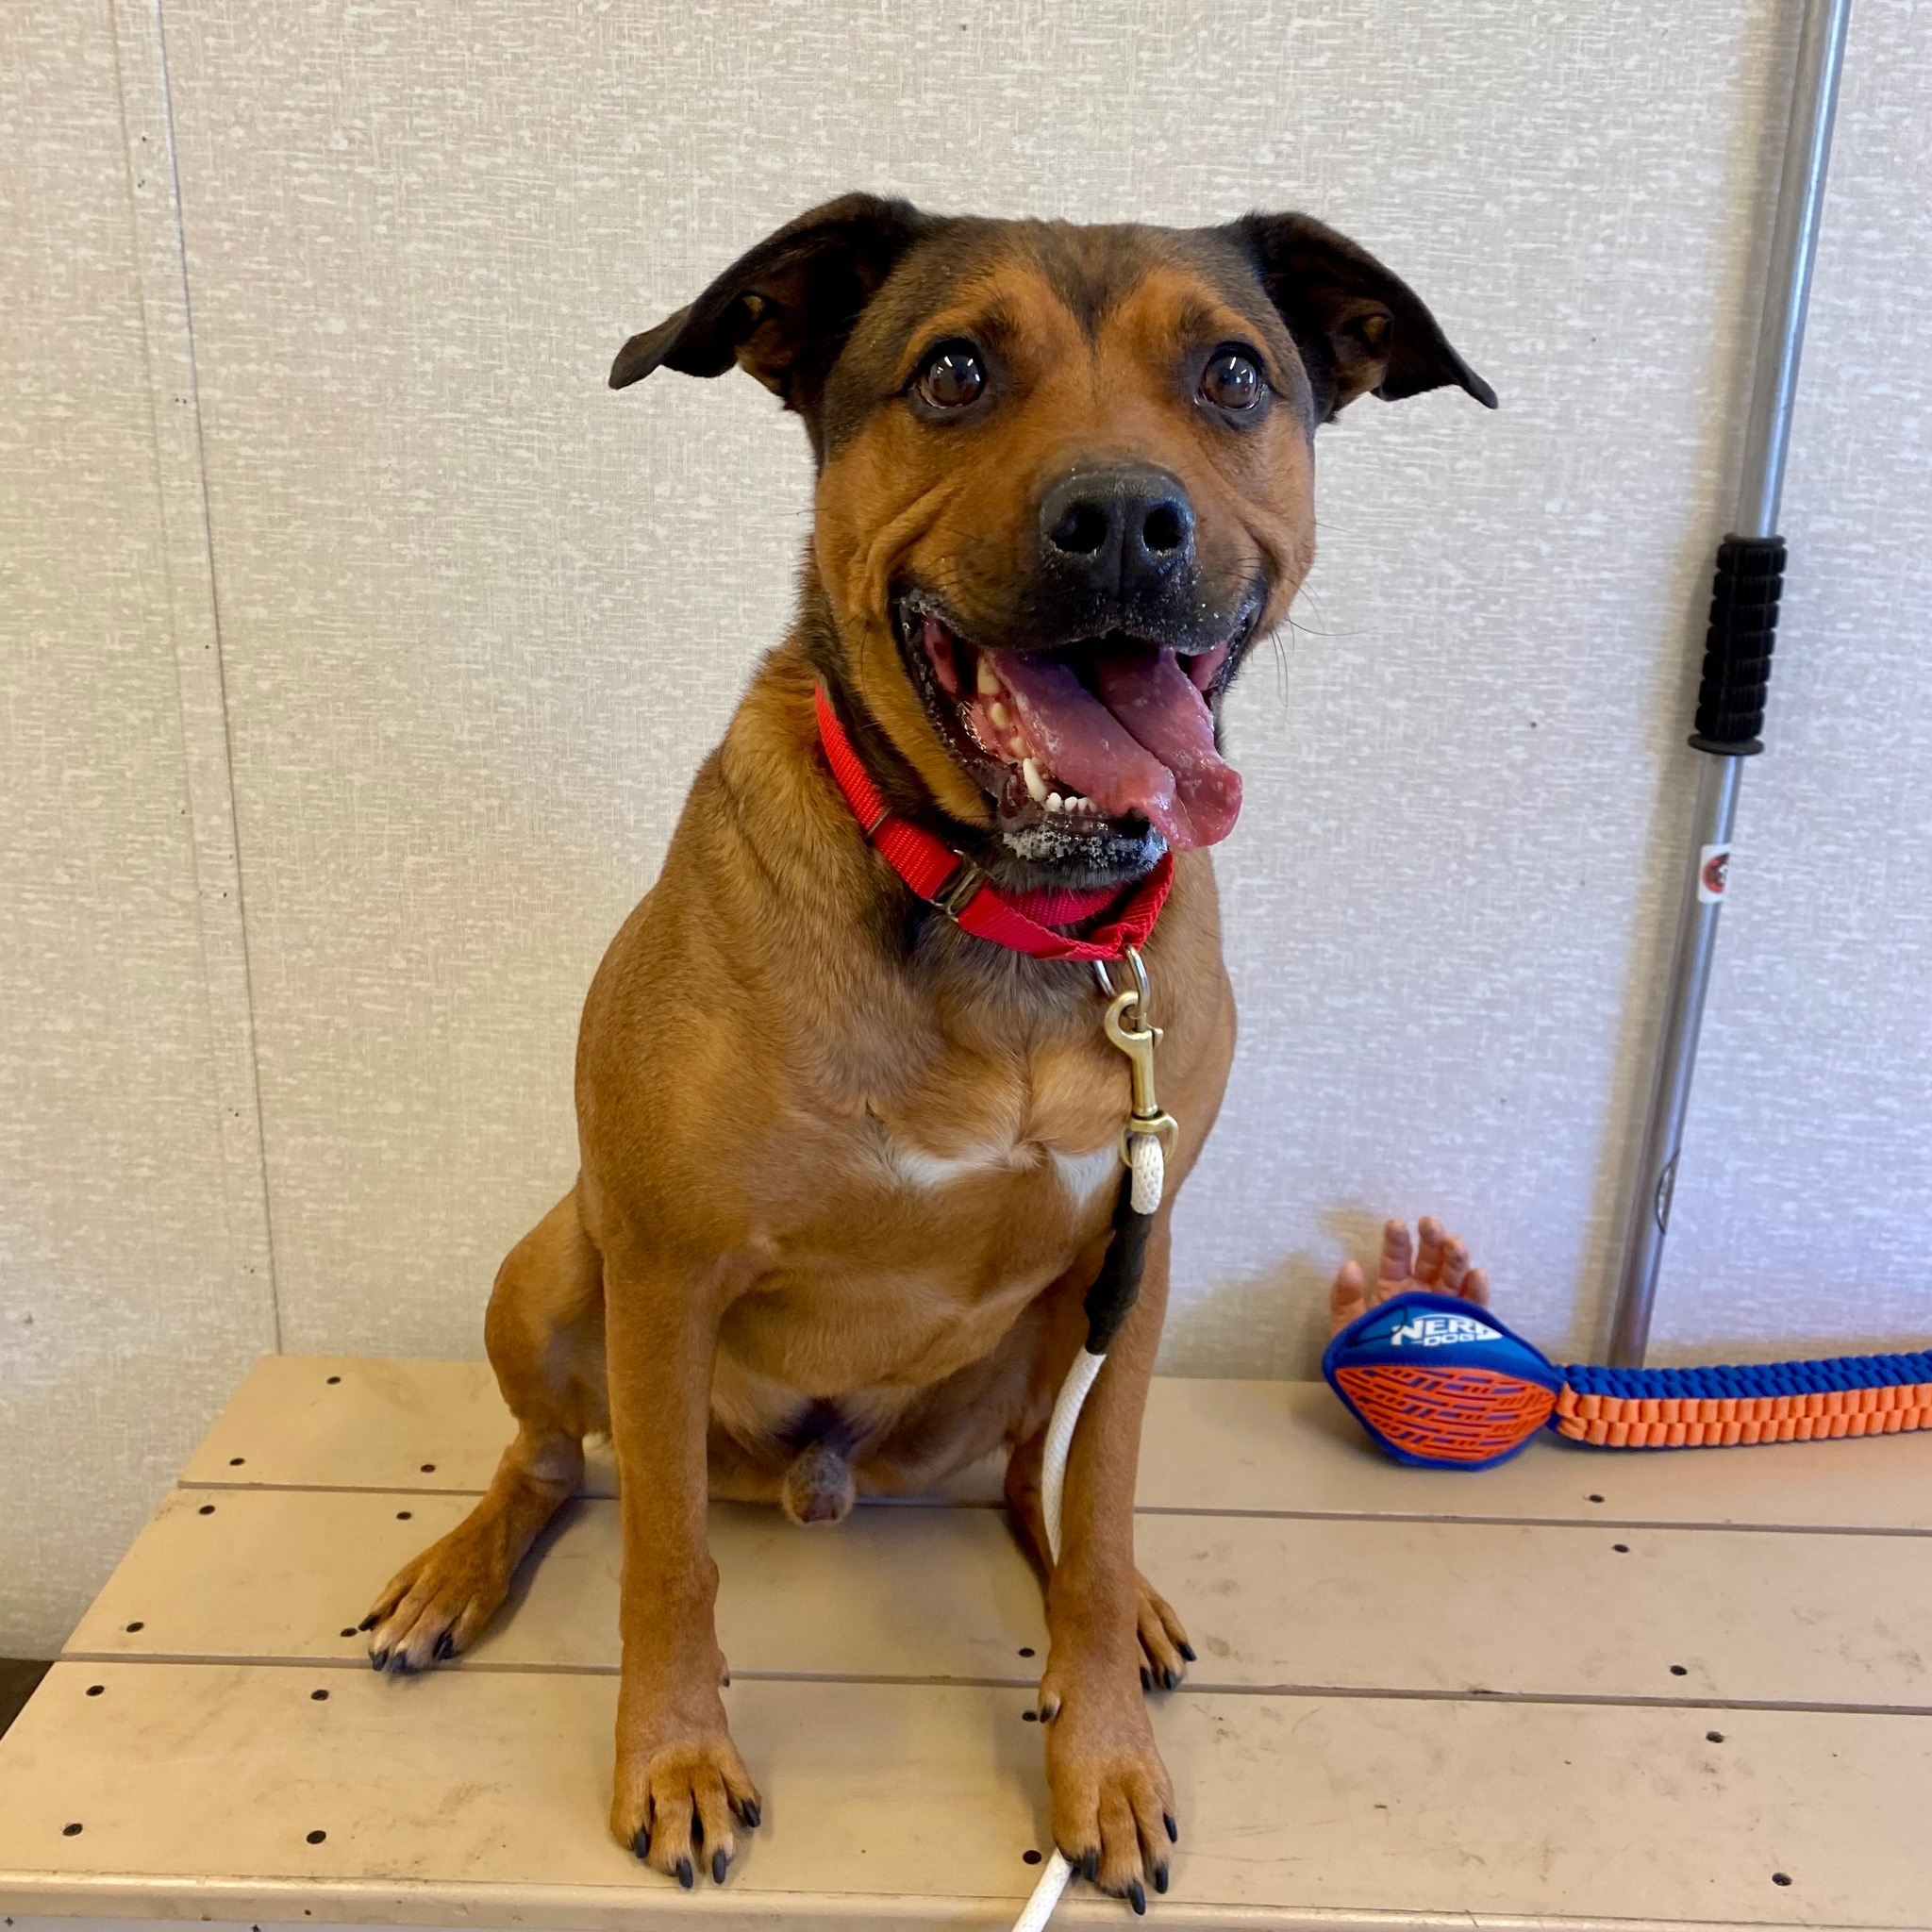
[1323,1291,1932,1469]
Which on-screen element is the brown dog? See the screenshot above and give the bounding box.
[363,194,1491,1909]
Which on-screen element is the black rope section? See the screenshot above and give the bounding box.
[1084,1169,1153,1354]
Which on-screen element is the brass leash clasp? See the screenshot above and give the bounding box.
[1093,946,1180,1167]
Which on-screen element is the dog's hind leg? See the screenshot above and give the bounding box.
[363,1186,607,1673]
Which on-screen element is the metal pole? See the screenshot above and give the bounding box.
[1607,0,1853,1367]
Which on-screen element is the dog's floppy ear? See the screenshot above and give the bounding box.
[609,193,934,412]
[1229,212,1496,424]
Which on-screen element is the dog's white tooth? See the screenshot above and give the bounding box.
[975,657,1001,698]
[1023,758,1049,804]
[989,700,1010,729]
[1008,736,1028,761]
[1046,791,1064,812]
[1070,794,1091,812]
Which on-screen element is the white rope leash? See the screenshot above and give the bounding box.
[1128,1130,1164,1216]
[1041,1347,1106,1570]
[1010,1108,1167,1932]
[1011,1845,1076,1930]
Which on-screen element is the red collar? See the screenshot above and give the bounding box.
[813,686,1171,963]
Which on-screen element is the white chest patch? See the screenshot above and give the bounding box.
[874,1125,1118,1204]
[878,1135,1027,1189]
[1050,1143,1122,1207]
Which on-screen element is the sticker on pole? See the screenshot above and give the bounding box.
[1698,844,1731,904]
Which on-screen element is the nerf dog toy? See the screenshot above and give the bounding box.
[1323,1219,1932,1470]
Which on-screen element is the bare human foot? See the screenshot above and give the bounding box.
[1330,1216,1490,1337]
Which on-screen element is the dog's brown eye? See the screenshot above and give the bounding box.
[916,345,985,410]
[1201,348,1265,413]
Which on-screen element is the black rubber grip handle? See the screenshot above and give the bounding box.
[1690,535,1785,756]
[1085,1172,1151,1354]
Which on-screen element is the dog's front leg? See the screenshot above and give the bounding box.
[603,1237,759,1887]
[1038,1209,1176,1911]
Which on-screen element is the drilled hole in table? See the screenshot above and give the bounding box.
[86,1685,104,1697]
[326,1375,341,1386]
[1588,1493,1604,1503]
[198,1505,216,1516]
[1019,1646,1035,1657]
[124,1621,143,1633]
[1670,1664,1689,1676]
[311,1689,329,1701]
[420,1462,436,1473]
[1024,1849,1042,1865]
[1611,1543,1630,1554]
[1707,1731,1725,1742]
[1023,1709,1039,1723]
[229,1457,245,1467]
[307,1830,327,1845]
[1773,1874,1792,1887]
[396,1510,412,1521]
[61,1824,82,1838]
[340,1626,357,1639]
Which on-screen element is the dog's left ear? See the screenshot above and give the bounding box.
[1229,212,1497,423]
[609,193,935,414]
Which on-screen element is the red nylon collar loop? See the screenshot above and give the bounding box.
[813,686,1171,964]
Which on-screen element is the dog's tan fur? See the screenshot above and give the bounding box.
[365,197,1489,1907]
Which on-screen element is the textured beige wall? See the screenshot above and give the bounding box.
[6,0,1932,1652]
[0,0,275,1656]
[156,0,1816,1374]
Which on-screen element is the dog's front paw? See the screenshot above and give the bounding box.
[361,1519,512,1674]
[1134,1572,1194,1693]
[1040,1674,1175,1913]
[613,1719,762,1889]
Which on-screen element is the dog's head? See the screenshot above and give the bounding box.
[614,195,1492,889]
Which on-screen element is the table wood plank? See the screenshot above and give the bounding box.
[63,1486,1932,1711]
[1137,1376,1932,1529]
[4,1661,1929,1929]
[177,1357,1002,1505]
[180,1358,1932,1532]
[65,1488,1047,1684]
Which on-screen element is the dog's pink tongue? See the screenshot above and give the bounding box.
[1092,648,1241,847]
[994,653,1178,837]
[995,648,1241,850]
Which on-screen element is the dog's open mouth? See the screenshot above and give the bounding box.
[895,597,1246,855]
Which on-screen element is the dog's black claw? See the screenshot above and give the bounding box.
[675,1857,693,1890]
[1081,1849,1100,1885]
[1128,1877,1146,1915]
[1161,1665,1180,1690]
[1163,1812,1178,1843]
[711,1848,728,1885]
[369,1649,389,1672]
[1155,1864,1169,1894]
[1177,1641,1197,1662]
[358,1613,379,1631]
[630,1829,650,1863]
[737,1798,761,1830]
[432,1632,454,1662]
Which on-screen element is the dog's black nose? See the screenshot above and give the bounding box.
[1039,465,1195,600]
